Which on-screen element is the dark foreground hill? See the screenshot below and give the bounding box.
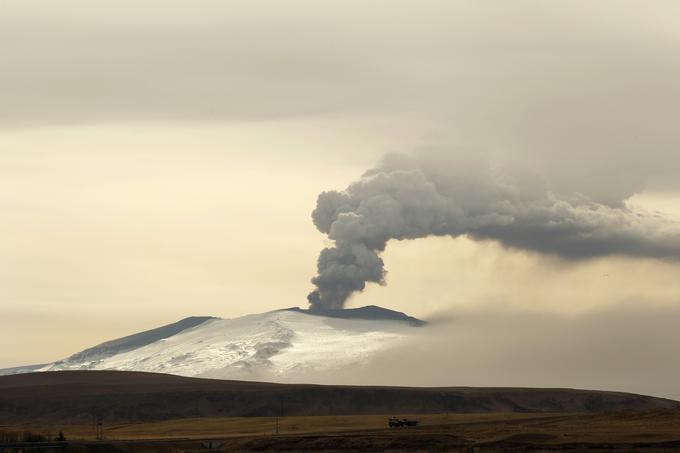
[0,371,678,423]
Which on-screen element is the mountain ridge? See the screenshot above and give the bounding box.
[0,306,424,379]
[56,316,217,366]
[287,305,426,326]
[1,370,677,423]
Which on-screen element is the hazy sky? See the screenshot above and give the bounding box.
[2,1,680,397]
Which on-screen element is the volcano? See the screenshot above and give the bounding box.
[0,306,423,381]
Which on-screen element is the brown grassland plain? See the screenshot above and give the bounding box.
[2,413,550,440]
[4,410,680,451]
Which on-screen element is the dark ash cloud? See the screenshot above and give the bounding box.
[308,153,680,309]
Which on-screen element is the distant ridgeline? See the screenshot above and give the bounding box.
[286,305,426,326]
[0,371,677,423]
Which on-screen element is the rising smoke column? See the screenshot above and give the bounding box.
[307,153,680,310]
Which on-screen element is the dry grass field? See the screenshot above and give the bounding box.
[1,412,548,440]
[4,411,680,451]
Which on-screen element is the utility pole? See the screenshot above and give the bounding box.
[274,395,283,435]
[95,415,104,440]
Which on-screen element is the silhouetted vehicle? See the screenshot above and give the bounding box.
[388,416,419,427]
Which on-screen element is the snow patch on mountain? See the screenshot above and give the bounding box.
[24,307,421,381]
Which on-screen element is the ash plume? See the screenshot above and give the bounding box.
[307,152,680,310]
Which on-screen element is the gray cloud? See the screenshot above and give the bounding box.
[3,0,680,200]
[295,302,680,400]
[308,152,680,309]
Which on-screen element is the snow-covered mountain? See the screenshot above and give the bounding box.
[1,306,424,381]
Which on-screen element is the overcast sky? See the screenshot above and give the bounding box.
[2,1,680,397]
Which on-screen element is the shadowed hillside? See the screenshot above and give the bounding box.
[0,371,678,423]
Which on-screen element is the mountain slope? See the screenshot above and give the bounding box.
[55,316,217,366]
[2,306,421,381]
[1,370,678,423]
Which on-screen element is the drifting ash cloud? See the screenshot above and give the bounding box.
[308,153,680,310]
[306,301,680,401]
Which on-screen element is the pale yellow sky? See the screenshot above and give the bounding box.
[2,121,680,367]
[3,0,680,378]
[0,120,377,365]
